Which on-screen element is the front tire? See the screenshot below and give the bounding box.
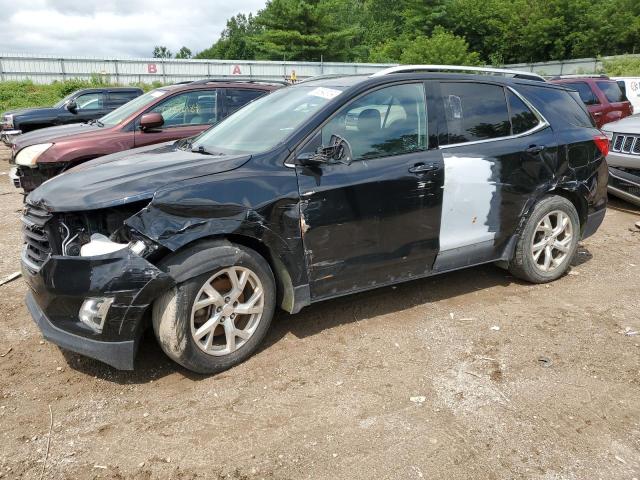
[152,242,276,374]
[509,196,580,283]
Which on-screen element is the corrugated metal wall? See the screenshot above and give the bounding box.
[0,53,395,84]
[506,54,640,76]
[1,53,638,84]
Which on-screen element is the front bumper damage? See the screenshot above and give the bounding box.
[22,249,174,370]
[608,167,640,207]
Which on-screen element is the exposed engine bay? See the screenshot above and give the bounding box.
[30,201,156,259]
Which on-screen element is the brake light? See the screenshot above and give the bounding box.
[594,134,609,157]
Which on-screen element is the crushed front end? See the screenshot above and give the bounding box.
[21,201,174,370]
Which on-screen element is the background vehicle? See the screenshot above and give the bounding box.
[601,115,640,206]
[550,75,633,128]
[1,87,143,143]
[9,79,285,192]
[612,77,640,112]
[21,66,608,373]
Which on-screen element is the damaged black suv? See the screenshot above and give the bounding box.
[22,66,609,373]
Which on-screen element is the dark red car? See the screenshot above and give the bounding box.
[9,79,285,192]
[550,76,633,128]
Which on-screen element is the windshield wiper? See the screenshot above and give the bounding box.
[192,145,224,156]
[86,119,105,127]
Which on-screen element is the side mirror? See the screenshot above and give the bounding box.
[296,151,328,166]
[66,101,78,113]
[139,113,164,131]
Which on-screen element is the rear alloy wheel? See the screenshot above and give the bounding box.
[153,242,275,374]
[509,196,580,283]
[530,210,574,273]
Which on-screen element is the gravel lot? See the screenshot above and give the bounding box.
[0,144,639,479]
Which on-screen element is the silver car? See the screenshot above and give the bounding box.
[602,115,640,206]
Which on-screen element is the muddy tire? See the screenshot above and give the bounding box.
[152,242,276,374]
[509,196,580,284]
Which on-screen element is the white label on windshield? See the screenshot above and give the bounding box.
[150,90,166,98]
[308,87,342,100]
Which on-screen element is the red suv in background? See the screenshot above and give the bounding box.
[550,75,633,128]
[9,79,285,193]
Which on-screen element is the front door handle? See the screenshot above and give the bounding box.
[408,163,438,174]
[526,145,545,154]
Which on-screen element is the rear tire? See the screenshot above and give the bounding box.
[152,242,276,374]
[509,196,580,283]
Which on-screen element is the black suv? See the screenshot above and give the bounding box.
[1,87,143,143]
[21,66,608,373]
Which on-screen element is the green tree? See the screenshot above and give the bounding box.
[196,14,260,60]
[399,27,481,65]
[175,46,193,59]
[152,46,173,59]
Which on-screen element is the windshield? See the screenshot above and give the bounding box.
[100,89,168,126]
[193,85,344,154]
[53,92,76,108]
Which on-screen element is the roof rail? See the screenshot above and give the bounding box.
[548,74,609,80]
[187,77,290,86]
[371,65,546,82]
[297,73,363,84]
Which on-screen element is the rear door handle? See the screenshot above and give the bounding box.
[525,145,545,154]
[408,163,438,174]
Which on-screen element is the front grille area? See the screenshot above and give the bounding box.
[612,134,640,155]
[21,204,53,270]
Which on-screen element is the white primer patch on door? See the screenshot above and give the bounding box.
[439,154,498,252]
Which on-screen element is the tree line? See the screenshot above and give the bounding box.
[153,0,640,66]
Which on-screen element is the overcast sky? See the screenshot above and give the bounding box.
[0,0,267,58]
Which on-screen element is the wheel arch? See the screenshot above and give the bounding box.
[547,187,588,233]
[155,233,301,314]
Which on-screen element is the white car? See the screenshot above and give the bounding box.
[613,77,640,113]
[602,115,640,206]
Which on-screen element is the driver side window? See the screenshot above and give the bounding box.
[149,90,218,127]
[75,93,105,110]
[321,83,427,161]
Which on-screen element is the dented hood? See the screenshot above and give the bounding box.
[27,142,252,212]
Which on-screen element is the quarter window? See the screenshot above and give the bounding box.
[320,83,427,161]
[441,83,510,144]
[564,82,599,105]
[596,81,626,103]
[149,90,218,127]
[507,90,539,134]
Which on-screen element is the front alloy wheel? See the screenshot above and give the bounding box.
[153,241,276,374]
[191,267,265,356]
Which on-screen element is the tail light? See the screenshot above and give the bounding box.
[594,134,609,157]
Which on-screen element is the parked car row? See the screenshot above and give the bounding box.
[5,79,285,192]
[1,87,143,143]
[4,67,609,373]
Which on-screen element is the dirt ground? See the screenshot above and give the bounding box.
[0,144,639,480]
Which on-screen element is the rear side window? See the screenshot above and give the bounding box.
[225,89,266,116]
[108,91,139,107]
[563,82,599,105]
[441,82,510,144]
[596,81,626,103]
[507,90,539,134]
[518,84,594,130]
[617,80,627,98]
